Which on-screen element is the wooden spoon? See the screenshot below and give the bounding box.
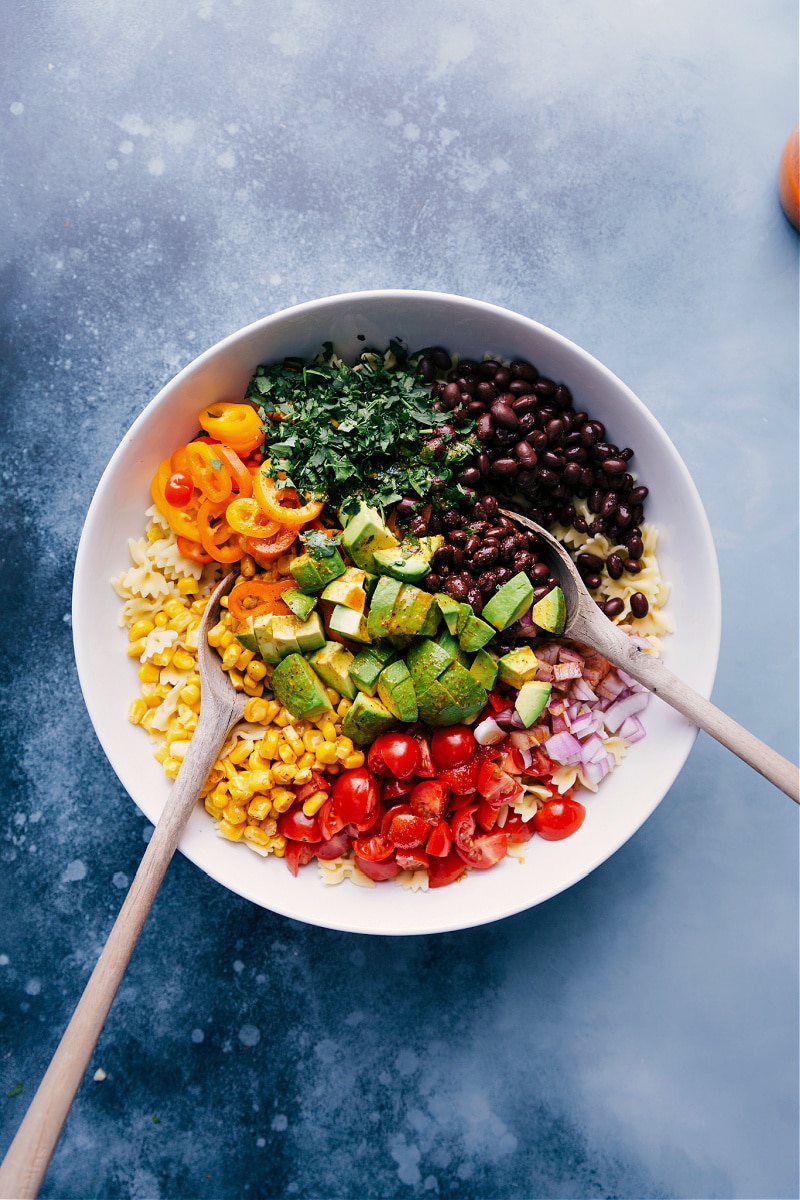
[0,573,247,1200]
[499,509,799,803]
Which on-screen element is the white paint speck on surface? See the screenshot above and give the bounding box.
[10,102,24,116]
[112,872,128,889]
[61,859,86,883]
[239,1024,260,1047]
[25,978,41,995]
[147,157,165,176]
[191,1028,204,1043]
[271,1114,288,1132]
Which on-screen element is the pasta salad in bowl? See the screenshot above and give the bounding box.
[73,291,720,935]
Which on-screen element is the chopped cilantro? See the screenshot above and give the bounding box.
[301,528,341,560]
[245,344,475,511]
[7,1081,23,1097]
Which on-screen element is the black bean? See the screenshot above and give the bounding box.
[478,359,501,378]
[490,458,519,479]
[416,356,436,383]
[466,400,487,417]
[584,573,602,590]
[514,441,537,468]
[604,598,625,619]
[615,503,633,527]
[476,414,495,442]
[508,378,535,397]
[430,347,452,370]
[476,380,497,404]
[577,552,604,573]
[606,553,624,579]
[627,534,644,558]
[533,584,552,601]
[513,550,533,574]
[510,359,537,381]
[473,545,499,569]
[494,567,513,586]
[482,495,499,517]
[409,515,428,535]
[531,562,550,582]
[451,547,464,569]
[624,558,642,573]
[464,535,481,556]
[477,570,498,595]
[444,576,469,601]
[466,587,483,615]
[511,395,537,416]
[628,485,649,505]
[588,488,604,514]
[630,592,650,618]
[534,378,557,398]
[432,544,453,566]
[490,400,519,430]
[493,367,512,391]
[458,467,481,487]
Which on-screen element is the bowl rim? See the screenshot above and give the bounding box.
[72,288,721,935]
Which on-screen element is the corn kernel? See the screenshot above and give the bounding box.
[271,762,297,785]
[167,610,192,634]
[205,794,226,817]
[302,789,328,817]
[138,662,161,685]
[260,730,280,759]
[178,576,199,595]
[319,720,338,744]
[127,698,148,725]
[240,555,257,579]
[180,683,201,707]
[244,697,270,724]
[246,769,274,793]
[243,826,271,848]
[154,611,169,628]
[242,678,264,698]
[223,802,248,825]
[303,729,325,752]
[147,523,161,543]
[273,708,291,728]
[315,742,338,765]
[262,700,281,723]
[335,737,354,761]
[217,819,245,841]
[228,740,253,766]
[153,743,170,763]
[247,795,273,822]
[325,688,341,706]
[171,649,196,672]
[129,619,155,641]
[207,621,227,647]
[222,643,241,671]
[163,599,185,620]
[246,659,267,682]
[219,630,236,650]
[296,751,315,771]
[270,787,295,813]
[283,725,305,756]
[337,698,352,717]
[342,751,365,770]
[168,739,191,760]
[163,757,182,778]
[127,638,147,659]
[272,836,287,857]
[293,766,313,786]
[277,742,295,764]
[227,668,245,691]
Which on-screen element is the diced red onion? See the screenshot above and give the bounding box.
[545,730,584,765]
[602,690,650,733]
[570,678,598,704]
[618,714,647,742]
[474,716,506,745]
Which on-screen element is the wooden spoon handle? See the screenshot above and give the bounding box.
[592,627,800,803]
[0,710,234,1200]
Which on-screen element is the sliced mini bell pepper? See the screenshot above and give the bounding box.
[244,527,297,566]
[254,470,324,529]
[197,499,244,564]
[226,497,282,540]
[151,459,203,541]
[176,534,213,564]
[227,578,295,622]
[184,442,233,504]
[215,444,254,498]
[198,402,263,455]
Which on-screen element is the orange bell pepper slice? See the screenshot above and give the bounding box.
[198,402,263,456]
[184,442,233,504]
[243,528,297,566]
[215,444,254,498]
[197,499,244,564]
[254,470,324,529]
[226,497,282,540]
[151,460,203,541]
[227,578,295,622]
[176,534,213,564]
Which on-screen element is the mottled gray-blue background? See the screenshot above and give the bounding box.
[1,2,797,1198]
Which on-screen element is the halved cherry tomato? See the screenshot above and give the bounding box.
[353,834,395,862]
[254,470,324,529]
[396,848,430,871]
[476,760,523,806]
[277,809,322,843]
[430,725,477,769]
[475,801,499,832]
[284,841,315,876]
[243,528,297,565]
[354,853,401,882]
[427,848,467,888]
[436,758,479,796]
[330,768,380,829]
[314,830,352,860]
[451,806,508,869]
[151,460,204,540]
[502,812,535,843]
[318,798,346,842]
[227,578,294,622]
[198,401,263,455]
[411,734,437,778]
[367,732,422,780]
[380,777,416,802]
[425,819,453,858]
[409,779,448,821]
[388,811,430,850]
[164,471,194,508]
[532,796,586,841]
[226,497,281,539]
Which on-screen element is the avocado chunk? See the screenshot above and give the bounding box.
[437,626,469,667]
[372,544,432,583]
[365,575,404,641]
[308,641,357,700]
[514,680,552,727]
[282,588,317,622]
[270,614,301,657]
[437,661,487,719]
[328,604,371,644]
[349,648,394,696]
[295,613,326,653]
[271,654,333,721]
[481,572,535,631]
[470,647,498,690]
[289,549,347,594]
[458,613,495,653]
[377,660,418,722]
[389,585,438,639]
[531,585,567,635]
[320,567,369,611]
[497,645,540,689]
[234,615,258,654]
[415,678,461,727]
[435,593,462,635]
[406,637,457,690]
[341,691,397,745]
[253,614,281,664]
[341,501,399,572]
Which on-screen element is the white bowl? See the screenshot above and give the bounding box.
[73,290,720,936]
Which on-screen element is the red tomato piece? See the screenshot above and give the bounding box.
[427,848,467,888]
[388,812,430,850]
[277,809,322,843]
[501,812,535,843]
[475,800,499,832]
[164,471,194,508]
[425,819,453,858]
[396,848,430,871]
[409,779,448,821]
[353,834,395,862]
[430,725,478,769]
[354,853,402,881]
[411,734,437,778]
[533,796,586,841]
[380,776,416,803]
[476,760,523,806]
[451,806,508,869]
[284,842,315,876]
[435,758,479,796]
[313,830,352,860]
[330,768,380,829]
[317,798,346,841]
[367,732,422,780]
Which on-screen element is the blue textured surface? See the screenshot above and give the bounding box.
[1,2,798,1198]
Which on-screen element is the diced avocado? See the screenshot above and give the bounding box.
[366,575,404,640]
[271,654,333,721]
[321,567,370,610]
[308,641,357,700]
[289,549,347,594]
[234,615,258,654]
[282,588,317,622]
[406,637,457,689]
[438,661,487,719]
[481,572,535,631]
[455,604,473,635]
[294,612,326,654]
[349,649,388,696]
[341,691,397,745]
[416,678,461,727]
[419,535,444,558]
[270,614,301,657]
[253,614,281,664]
[470,647,498,690]
[437,627,461,658]
[514,680,552,727]
[369,642,398,665]
[363,571,379,599]
[389,585,437,638]
[372,544,431,582]
[341,501,399,572]
[435,593,462,635]
[328,604,371,644]
[458,614,495,653]
[531,585,567,635]
[377,660,418,723]
[497,645,540,689]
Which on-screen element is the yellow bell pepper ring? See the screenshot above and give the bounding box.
[198,402,264,455]
[184,441,233,504]
[254,470,324,528]
[226,497,281,540]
